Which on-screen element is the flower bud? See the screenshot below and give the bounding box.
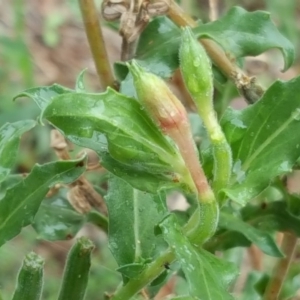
[129,61,215,202]
[128,60,189,133]
[179,27,213,111]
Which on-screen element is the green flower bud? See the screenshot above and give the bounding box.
[129,61,216,202]
[58,237,94,300]
[12,252,44,300]
[180,27,232,197]
[180,27,213,113]
[128,60,189,133]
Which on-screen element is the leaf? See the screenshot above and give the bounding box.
[0,120,36,183]
[0,175,24,199]
[221,77,300,204]
[116,263,146,279]
[42,88,191,193]
[105,176,165,273]
[241,201,300,236]
[219,212,282,257]
[0,158,85,247]
[172,296,199,300]
[194,6,294,71]
[160,214,237,300]
[14,84,73,111]
[135,17,181,78]
[32,189,85,241]
[75,69,88,93]
[205,230,251,253]
[133,7,294,78]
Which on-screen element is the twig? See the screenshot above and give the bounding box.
[79,0,115,90]
[167,1,264,103]
[208,0,218,21]
[263,232,298,300]
[248,245,262,271]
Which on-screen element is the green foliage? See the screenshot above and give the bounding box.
[222,77,300,204]
[160,214,238,299]
[130,6,294,78]
[1,1,300,300]
[0,158,86,247]
[105,176,166,279]
[39,88,192,193]
[0,120,36,183]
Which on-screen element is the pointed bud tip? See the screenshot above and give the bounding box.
[127,60,143,79]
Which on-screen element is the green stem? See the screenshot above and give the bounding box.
[79,0,115,90]
[111,198,219,300]
[57,237,94,300]
[111,249,175,300]
[12,252,44,300]
[263,232,298,300]
[199,110,232,200]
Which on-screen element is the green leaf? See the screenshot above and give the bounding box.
[134,7,294,78]
[75,69,87,93]
[116,263,146,279]
[14,84,73,110]
[135,17,181,78]
[0,120,36,183]
[221,77,300,204]
[0,158,85,247]
[194,6,294,71]
[160,214,237,300]
[205,230,251,253]
[105,176,165,272]
[0,175,24,199]
[241,201,300,236]
[42,88,191,193]
[172,296,198,300]
[32,189,85,240]
[219,212,282,257]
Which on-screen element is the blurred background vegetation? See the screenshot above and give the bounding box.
[0,0,299,299]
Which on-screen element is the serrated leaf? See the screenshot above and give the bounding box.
[42,88,191,193]
[105,176,164,271]
[194,6,294,71]
[160,214,237,300]
[0,159,85,247]
[221,77,300,204]
[134,7,294,79]
[32,189,85,240]
[0,120,36,183]
[14,84,73,110]
[219,212,282,257]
